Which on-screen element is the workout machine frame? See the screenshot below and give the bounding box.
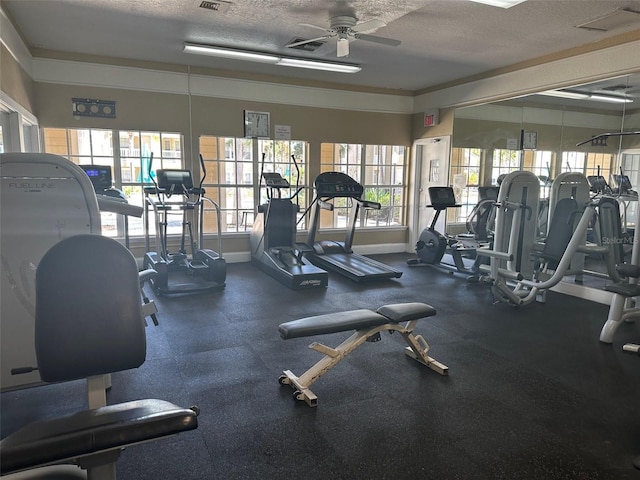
[143,154,226,295]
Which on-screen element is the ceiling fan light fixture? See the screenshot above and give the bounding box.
[336,38,349,57]
[183,43,280,63]
[277,57,361,73]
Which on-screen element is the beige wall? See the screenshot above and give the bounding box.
[411,107,455,140]
[33,82,413,256]
[1,44,35,113]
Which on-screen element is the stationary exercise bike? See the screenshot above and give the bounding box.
[143,154,226,295]
[407,186,480,274]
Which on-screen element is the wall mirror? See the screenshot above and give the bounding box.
[450,72,640,297]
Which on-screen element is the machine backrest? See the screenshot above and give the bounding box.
[35,235,146,383]
[541,197,579,269]
[549,172,590,227]
[1,153,103,390]
[493,171,540,278]
[598,197,625,274]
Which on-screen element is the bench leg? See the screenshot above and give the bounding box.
[279,329,374,407]
[401,321,448,375]
[279,321,449,406]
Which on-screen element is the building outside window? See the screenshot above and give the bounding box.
[449,147,482,223]
[199,136,308,233]
[43,128,183,238]
[319,143,406,228]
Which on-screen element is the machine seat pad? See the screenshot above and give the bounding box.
[617,264,640,278]
[279,309,388,340]
[376,302,437,323]
[0,399,198,475]
[604,282,640,297]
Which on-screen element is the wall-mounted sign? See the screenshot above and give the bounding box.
[274,124,291,140]
[72,98,116,118]
[424,109,440,127]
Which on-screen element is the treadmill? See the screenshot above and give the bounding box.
[304,171,403,282]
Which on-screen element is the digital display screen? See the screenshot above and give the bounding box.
[157,169,194,190]
[79,164,112,191]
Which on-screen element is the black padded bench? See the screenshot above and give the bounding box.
[278,302,448,407]
[1,399,198,477]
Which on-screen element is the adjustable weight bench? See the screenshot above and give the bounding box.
[278,302,448,407]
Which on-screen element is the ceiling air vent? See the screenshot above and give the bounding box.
[286,37,326,52]
[576,9,640,32]
[198,1,231,13]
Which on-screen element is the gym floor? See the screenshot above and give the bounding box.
[2,253,639,480]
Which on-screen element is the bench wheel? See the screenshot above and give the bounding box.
[278,375,290,385]
[293,390,304,401]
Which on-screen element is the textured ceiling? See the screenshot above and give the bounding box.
[4,0,640,92]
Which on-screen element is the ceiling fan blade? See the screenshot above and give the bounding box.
[298,22,332,33]
[353,33,401,47]
[286,36,330,48]
[351,19,386,33]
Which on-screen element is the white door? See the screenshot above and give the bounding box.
[410,137,451,247]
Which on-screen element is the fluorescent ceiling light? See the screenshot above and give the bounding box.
[277,58,361,73]
[590,94,633,104]
[467,0,526,8]
[184,43,280,63]
[539,89,633,103]
[183,42,361,73]
[539,90,590,100]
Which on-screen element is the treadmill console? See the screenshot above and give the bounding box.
[80,165,112,191]
[612,174,634,195]
[263,172,290,189]
[314,172,363,198]
[80,164,126,200]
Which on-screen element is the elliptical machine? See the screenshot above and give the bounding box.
[250,154,328,290]
[143,154,226,295]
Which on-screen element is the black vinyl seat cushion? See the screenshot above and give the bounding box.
[0,399,198,475]
[278,303,437,340]
[279,310,388,339]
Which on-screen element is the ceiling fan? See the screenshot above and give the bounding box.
[287,15,401,58]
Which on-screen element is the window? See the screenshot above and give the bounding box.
[43,128,183,238]
[259,139,308,228]
[319,143,406,229]
[586,152,614,182]
[199,136,309,233]
[523,150,554,198]
[561,151,614,186]
[491,148,521,185]
[449,148,482,223]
